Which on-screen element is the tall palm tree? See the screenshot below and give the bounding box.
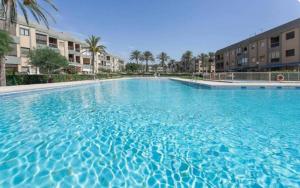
[85,35,106,75]
[157,52,170,70]
[181,51,193,72]
[130,50,142,65]
[142,51,154,72]
[0,0,58,86]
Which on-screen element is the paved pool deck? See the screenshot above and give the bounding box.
[0,78,131,95]
[171,77,300,89]
[1,77,300,96]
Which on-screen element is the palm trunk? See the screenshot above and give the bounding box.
[92,53,96,79]
[0,0,13,86]
[146,60,148,72]
[0,57,6,86]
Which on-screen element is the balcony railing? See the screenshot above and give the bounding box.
[203,72,300,82]
[37,40,47,45]
[271,42,280,48]
[49,43,58,48]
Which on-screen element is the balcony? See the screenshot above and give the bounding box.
[271,42,280,48]
[49,43,58,48]
[270,36,280,48]
[75,44,81,52]
[68,41,75,53]
[11,36,20,44]
[271,58,280,63]
[49,37,58,48]
[5,56,21,65]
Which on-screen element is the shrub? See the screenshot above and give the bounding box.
[28,48,69,74]
[6,73,121,86]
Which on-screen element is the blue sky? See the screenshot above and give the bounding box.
[49,0,300,61]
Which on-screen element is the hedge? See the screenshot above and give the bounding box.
[6,72,198,86]
[120,73,193,77]
[6,73,121,86]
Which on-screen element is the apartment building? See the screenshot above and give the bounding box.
[2,17,124,74]
[97,53,125,72]
[215,18,300,72]
[191,59,215,73]
[167,58,215,73]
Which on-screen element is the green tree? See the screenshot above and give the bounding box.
[125,63,141,72]
[157,52,170,72]
[142,51,154,72]
[130,50,142,65]
[28,48,68,74]
[0,0,58,86]
[84,35,106,75]
[181,51,193,72]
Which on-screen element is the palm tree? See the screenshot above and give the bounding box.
[157,52,170,71]
[181,51,193,72]
[0,0,58,86]
[85,35,106,75]
[130,50,142,65]
[142,51,154,72]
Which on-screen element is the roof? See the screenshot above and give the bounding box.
[216,18,300,53]
[17,16,85,44]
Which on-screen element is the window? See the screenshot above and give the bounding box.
[269,51,280,62]
[20,47,30,57]
[242,58,248,64]
[251,44,256,50]
[0,1,5,19]
[259,55,265,62]
[106,56,111,61]
[20,27,30,36]
[49,37,58,48]
[68,54,74,62]
[286,49,295,57]
[75,44,80,52]
[270,36,280,48]
[8,44,17,56]
[286,31,295,40]
[36,33,47,45]
[260,42,265,48]
[68,41,74,50]
[75,56,80,63]
[252,57,256,63]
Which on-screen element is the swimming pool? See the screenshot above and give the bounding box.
[0,78,299,187]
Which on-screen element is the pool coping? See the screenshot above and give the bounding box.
[170,77,300,89]
[0,77,132,96]
[2,77,300,96]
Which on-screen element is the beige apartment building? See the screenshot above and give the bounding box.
[97,52,125,72]
[2,17,124,74]
[215,18,300,72]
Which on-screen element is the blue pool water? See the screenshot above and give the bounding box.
[0,78,299,187]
